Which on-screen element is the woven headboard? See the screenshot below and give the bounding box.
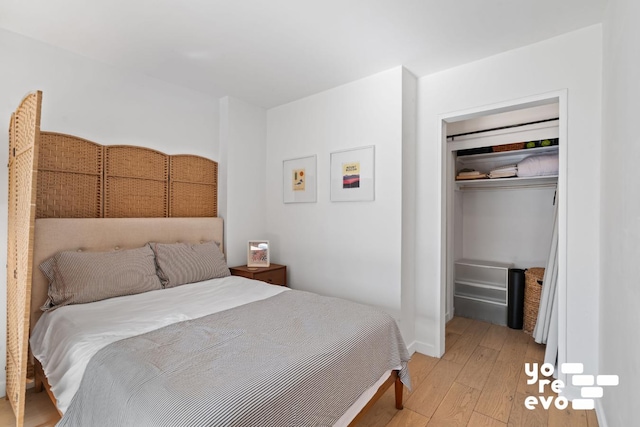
[36,133,218,219]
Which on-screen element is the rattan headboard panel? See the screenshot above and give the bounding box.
[31,217,224,331]
[104,146,169,218]
[37,132,103,218]
[169,155,218,217]
[34,142,218,219]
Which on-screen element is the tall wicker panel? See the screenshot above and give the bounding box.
[523,267,545,335]
[6,91,41,427]
[169,155,218,217]
[105,146,169,217]
[37,132,103,218]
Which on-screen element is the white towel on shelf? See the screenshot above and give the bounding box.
[488,171,517,179]
[488,164,517,179]
[517,154,559,177]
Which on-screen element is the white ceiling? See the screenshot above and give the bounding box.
[0,0,607,109]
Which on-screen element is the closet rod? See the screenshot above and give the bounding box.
[447,117,559,140]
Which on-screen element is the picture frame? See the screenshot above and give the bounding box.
[247,240,270,268]
[330,145,375,202]
[283,155,317,203]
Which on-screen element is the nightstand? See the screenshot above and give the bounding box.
[229,264,287,286]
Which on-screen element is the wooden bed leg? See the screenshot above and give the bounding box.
[394,372,403,410]
[34,359,44,393]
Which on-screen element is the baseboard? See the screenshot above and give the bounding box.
[411,340,439,357]
[406,341,417,355]
[595,398,608,427]
[445,310,453,323]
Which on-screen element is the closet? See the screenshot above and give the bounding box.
[445,102,559,326]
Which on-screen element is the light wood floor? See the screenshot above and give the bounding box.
[0,317,599,427]
[355,317,599,427]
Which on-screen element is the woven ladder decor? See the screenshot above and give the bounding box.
[7,91,41,427]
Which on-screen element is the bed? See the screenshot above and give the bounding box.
[7,91,410,426]
[27,218,410,426]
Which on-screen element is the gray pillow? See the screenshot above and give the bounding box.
[40,245,163,311]
[149,241,230,288]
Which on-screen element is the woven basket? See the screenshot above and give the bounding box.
[523,267,545,334]
[492,142,525,152]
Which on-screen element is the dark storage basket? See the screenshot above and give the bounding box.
[523,267,545,335]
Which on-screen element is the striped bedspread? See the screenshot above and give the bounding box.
[57,290,410,427]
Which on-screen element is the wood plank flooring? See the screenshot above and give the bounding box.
[0,317,599,427]
[355,317,599,427]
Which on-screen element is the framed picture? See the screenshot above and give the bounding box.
[247,240,270,268]
[283,155,317,203]
[330,145,375,202]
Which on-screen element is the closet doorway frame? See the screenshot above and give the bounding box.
[436,90,568,375]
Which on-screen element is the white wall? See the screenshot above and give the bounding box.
[600,0,640,425]
[0,29,219,397]
[265,67,405,318]
[461,188,556,267]
[415,25,602,384]
[218,96,267,267]
[400,68,418,344]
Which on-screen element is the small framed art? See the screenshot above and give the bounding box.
[283,155,317,203]
[247,240,270,268]
[330,145,375,202]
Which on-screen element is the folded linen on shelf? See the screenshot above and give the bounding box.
[456,168,488,180]
[488,164,517,179]
[458,170,482,177]
[517,154,559,177]
[456,173,488,180]
[488,172,517,179]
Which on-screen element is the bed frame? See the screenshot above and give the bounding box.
[30,217,402,424]
[8,91,402,426]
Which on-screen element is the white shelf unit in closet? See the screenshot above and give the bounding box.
[455,145,559,190]
[454,259,512,325]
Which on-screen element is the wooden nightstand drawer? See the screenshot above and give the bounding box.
[252,268,286,286]
[229,264,287,286]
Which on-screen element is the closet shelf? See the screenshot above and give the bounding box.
[455,175,558,190]
[457,145,559,164]
[455,144,559,190]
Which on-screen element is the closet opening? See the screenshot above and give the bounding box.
[438,92,567,369]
